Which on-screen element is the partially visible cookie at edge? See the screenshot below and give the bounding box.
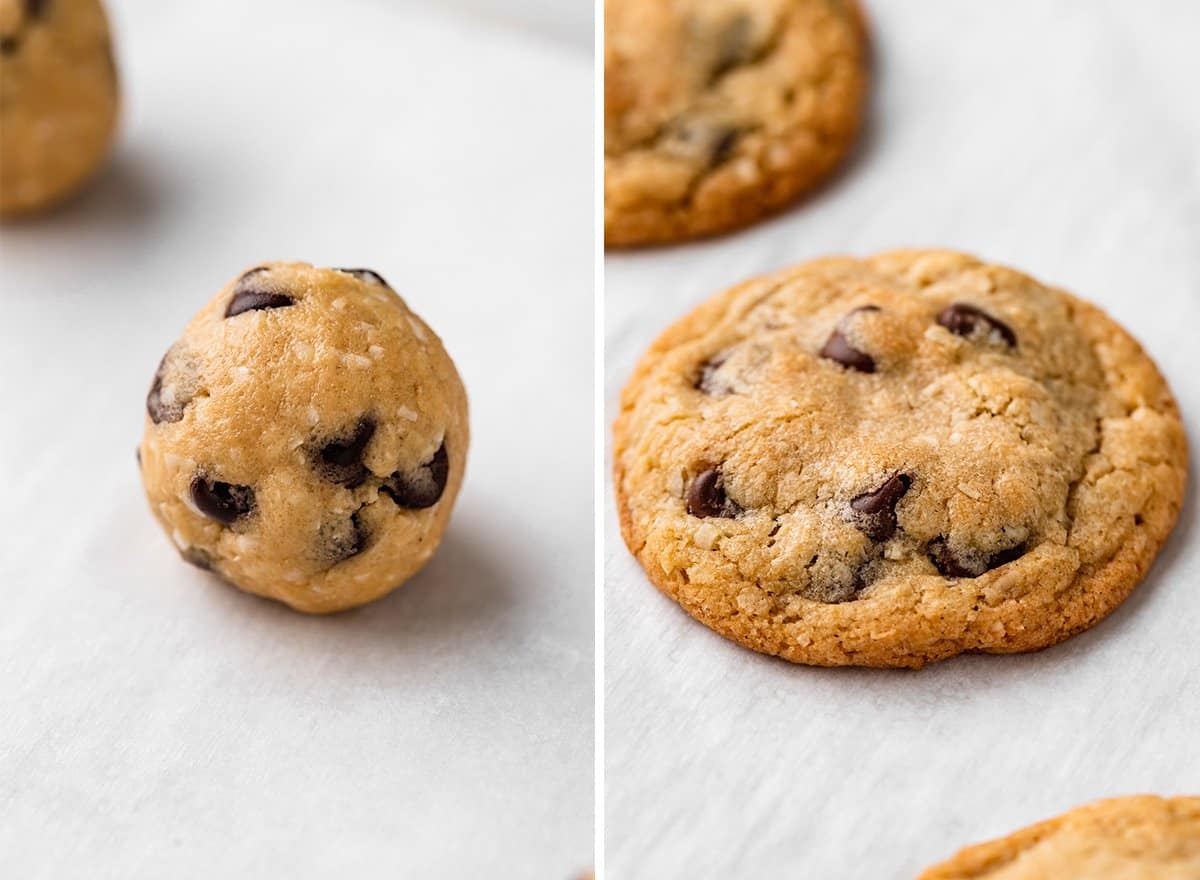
[613,249,1187,668]
[918,795,1200,879]
[604,0,870,247]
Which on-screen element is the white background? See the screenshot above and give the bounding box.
[606,1,1200,877]
[0,1,592,877]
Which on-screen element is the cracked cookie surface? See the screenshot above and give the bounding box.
[0,0,119,217]
[604,0,868,246]
[919,796,1200,879]
[139,262,469,613]
[613,249,1187,667]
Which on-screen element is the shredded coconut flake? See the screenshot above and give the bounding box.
[694,523,720,551]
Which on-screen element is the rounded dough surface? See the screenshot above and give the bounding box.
[140,262,469,613]
[0,0,119,217]
[614,249,1187,667]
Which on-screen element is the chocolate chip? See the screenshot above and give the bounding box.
[146,370,167,423]
[146,350,192,424]
[850,473,912,541]
[316,419,376,488]
[929,540,971,578]
[0,38,18,55]
[382,441,450,509]
[820,330,875,373]
[694,352,730,394]
[929,538,1025,578]
[988,544,1027,569]
[806,572,866,604]
[820,306,880,372]
[181,547,214,571]
[709,14,756,81]
[324,512,369,565]
[335,268,389,287]
[190,476,255,526]
[224,267,296,317]
[225,289,294,318]
[709,128,739,166]
[686,467,742,518]
[663,119,741,167]
[25,0,48,20]
[937,302,1017,348]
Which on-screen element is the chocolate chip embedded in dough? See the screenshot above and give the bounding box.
[929,538,1026,578]
[663,119,742,167]
[316,419,377,489]
[709,14,756,82]
[181,547,214,571]
[324,512,369,565]
[820,306,881,373]
[335,268,390,287]
[695,351,730,395]
[146,348,197,424]
[190,476,255,526]
[686,467,741,519]
[382,441,450,509]
[225,289,294,318]
[850,473,912,541]
[820,330,874,372]
[937,302,1017,348]
[224,267,296,317]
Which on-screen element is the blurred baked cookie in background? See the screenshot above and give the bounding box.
[614,250,1187,667]
[919,796,1200,879]
[0,0,119,218]
[604,0,869,247]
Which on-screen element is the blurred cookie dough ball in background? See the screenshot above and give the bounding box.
[139,263,470,613]
[0,0,119,217]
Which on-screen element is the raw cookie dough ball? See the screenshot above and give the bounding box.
[139,263,469,613]
[0,0,119,217]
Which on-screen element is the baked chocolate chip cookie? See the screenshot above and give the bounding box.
[604,0,869,246]
[139,262,469,613]
[614,250,1187,668]
[0,0,119,217]
[919,796,1200,879]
